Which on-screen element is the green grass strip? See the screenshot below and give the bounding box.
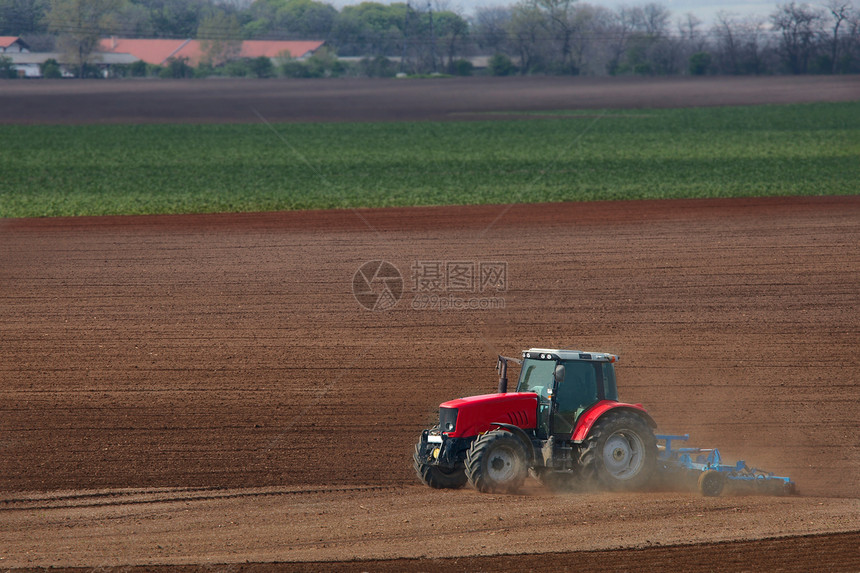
[1,101,857,218]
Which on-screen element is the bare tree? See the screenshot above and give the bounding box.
[640,2,670,38]
[823,0,854,72]
[471,6,512,55]
[713,11,741,73]
[507,0,546,73]
[678,12,706,52]
[604,5,638,74]
[739,15,773,74]
[771,2,824,73]
[568,3,607,74]
[535,0,578,69]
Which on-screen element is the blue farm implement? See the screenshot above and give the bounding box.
[655,434,796,497]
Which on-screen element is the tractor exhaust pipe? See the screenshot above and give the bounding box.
[496,355,522,393]
[497,356,508,393]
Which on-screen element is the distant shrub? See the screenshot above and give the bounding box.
[222,59,251,77]
[247,56,275,78]
[194,61,216,78]
[488,54,516,76]
[280,60,312,78]
[450,59,473,76]
[359,56,396,78]
[128,60,148,77]
[0,55,17,79]
[40,58,62,79]
[689,52,712,76]
[159,57,193,79]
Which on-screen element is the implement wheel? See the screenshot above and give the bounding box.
[413,443,467,489]
[579,411,657,491]
[465,430,528,494]
[698,470,726,497]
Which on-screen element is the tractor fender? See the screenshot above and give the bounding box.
[489,422,536,464]
[570,400,657,444]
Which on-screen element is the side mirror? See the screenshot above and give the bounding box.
[553,364,565,384]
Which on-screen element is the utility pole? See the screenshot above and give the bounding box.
[428,1,436,73]
[400,2,410,73]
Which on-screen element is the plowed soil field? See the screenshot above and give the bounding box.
[1,77,859,571]
[2,197,858,571]
[1,75,859,124]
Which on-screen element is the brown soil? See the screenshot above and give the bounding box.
[0,75,858,125]
[2,76,859,570]
[1,196,859,571]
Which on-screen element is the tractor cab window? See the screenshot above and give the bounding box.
[516,358,555,399]
[602,363,618,401]
[552,360,600,435]
[516,358,555,438]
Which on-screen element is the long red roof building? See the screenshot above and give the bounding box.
[99,38,324,66]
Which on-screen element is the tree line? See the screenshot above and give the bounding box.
[2,0,859,76]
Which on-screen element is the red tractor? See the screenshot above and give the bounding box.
[414,348,658,493]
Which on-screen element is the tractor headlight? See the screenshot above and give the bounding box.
[439,407,458,434]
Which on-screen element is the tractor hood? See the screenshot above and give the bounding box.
[439,392,538,439]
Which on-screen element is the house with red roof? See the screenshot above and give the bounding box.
[99,38,324,67]
[0,36,30,53]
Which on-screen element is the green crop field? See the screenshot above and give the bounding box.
[1,101,857,218]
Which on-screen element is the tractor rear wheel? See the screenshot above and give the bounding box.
[579,411,656,491]
[465,430,528,494]
[413,444,468,489]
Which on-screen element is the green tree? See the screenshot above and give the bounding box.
[246,0,336,39]
[331,2,408,56]
[135,0,209,38]
[1,0,49,34]
[113,0,153,37]
[47,0,121,78]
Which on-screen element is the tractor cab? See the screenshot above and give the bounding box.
[515,349,619,439]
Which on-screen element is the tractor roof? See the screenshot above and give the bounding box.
[523,348,618,362]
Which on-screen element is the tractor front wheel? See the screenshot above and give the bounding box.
[465,430,528,494]
[413,444,468,489]
[579,411,657,491]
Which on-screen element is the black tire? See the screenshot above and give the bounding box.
[465,430,528,494]
[578,411,657,491]
[413,443,468,489]
[698,470,726,497]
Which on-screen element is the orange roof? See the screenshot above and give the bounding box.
[0,36,22,48]
[98,38,190,65]
[239,41,324,60]
[99,38,324,66]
